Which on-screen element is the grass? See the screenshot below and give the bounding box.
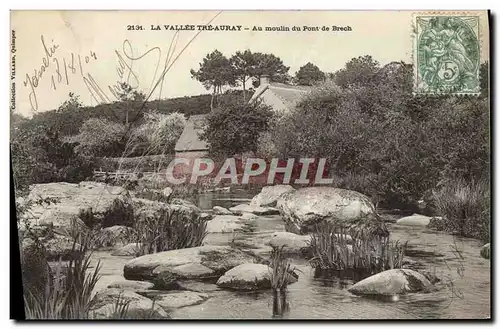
[432,178,490,242]
[309,221,406,274]
[132,207,208,255]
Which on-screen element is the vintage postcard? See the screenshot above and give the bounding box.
[10,10,491,320]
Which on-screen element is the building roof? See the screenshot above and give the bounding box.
[249,82,312,110]
[174,114,209,152]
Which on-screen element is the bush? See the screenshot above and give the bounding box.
[74,118,127,157]
[11,125,95,190]
[432,179,490,242]
[131,112,186,156]
[201,98,274,156]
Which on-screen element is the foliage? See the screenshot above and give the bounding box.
[190,49,236,108]
[132,112,186,155]
[271,58,490,211]
[295,62,326,86]
[22,226,102,319]
[11,124,95,191]
[74,118,127,157]
[132,207,207,255]
[309,221,406,273]
[333,55,380,88]
[200,97,274,156]
[432,179,490,242]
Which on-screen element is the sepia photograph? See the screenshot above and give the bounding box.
[9,10,491,320]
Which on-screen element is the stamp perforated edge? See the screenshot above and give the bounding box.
[411,11,485,96]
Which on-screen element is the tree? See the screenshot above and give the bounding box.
[230,50,257,101]
[295,62,326,86]
[190,50,236,110]
[334,55,380,88]
[112,82,146,125]
[200,98,274,156]
[251,52,290,86]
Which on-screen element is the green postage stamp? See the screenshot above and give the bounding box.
[414,14,481,95]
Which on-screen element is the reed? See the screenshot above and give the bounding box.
[269,246,298,292]
[133,207,207,255]
[309,221,406,274]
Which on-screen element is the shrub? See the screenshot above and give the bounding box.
[74,118,127,157]
[200,98,274,156]
[11,125,95,190]
[131,112,186,156]
[432,179,490,242]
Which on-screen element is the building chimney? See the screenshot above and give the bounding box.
[260,75,270,86]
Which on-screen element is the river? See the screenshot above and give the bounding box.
[91,189,491,319]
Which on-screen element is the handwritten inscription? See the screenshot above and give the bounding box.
[23,35,97,112]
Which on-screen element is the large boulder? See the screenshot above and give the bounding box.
[348,269,432,296]
[480,243,490,259]
[132,198,202,224]
[277,187,378,234]
[123,245,261,286]
[251,185,296,207]
[216,263,272,290]
[20,182,134,230]
[89,288,169,319]
[212,206,232,215]
[229,204,279,216]
[396,214,432,227]
[217,263,298,291]
[138,290,209,309]
[206,215,247,233]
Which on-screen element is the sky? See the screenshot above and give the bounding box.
[10,10,489,117]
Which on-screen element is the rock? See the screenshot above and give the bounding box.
[140,291,209,309]
[21,182,134,230]
[396,214,432,227]
[39,236,84,261]
[229,204,280,216]
[276,187,378,234]
[348,269,432,296]
[217,263,297,291]
[89,288,169,319]
[107,280,155,291]
[200,212,212,221]
[213,206,232,215]
[241,213,258,220]
[133,198,201,223]
[176,281,221,293]
[480,243,490,259]
[251,185,295,207]
[123,245,260,284]
[111,243,143,257]
[98,226,135,248]
[267,232,311,254]
[206,215,246,233]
